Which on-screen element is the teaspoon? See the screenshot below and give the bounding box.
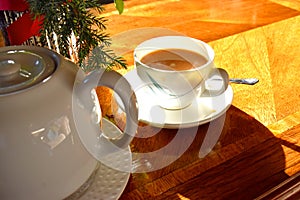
[229,78,259,85]
[212,78,259,85]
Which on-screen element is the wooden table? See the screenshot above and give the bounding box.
[99,0,300,199]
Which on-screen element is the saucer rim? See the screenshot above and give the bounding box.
[139,86,233,129]
[122,68,233,129]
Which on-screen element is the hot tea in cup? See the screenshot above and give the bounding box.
[134,36,228,110]
[140,49,208,71]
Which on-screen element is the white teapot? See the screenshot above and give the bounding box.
[0,46,138,199]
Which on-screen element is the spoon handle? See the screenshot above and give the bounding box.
[229,78,259,85]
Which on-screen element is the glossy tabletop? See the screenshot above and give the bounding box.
[98,0,300,199]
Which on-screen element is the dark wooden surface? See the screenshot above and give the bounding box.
[97,0,300,199]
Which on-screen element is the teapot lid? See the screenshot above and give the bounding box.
[0,47,57,95]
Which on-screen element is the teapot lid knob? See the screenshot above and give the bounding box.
[0,46,57,95]
[0,59,21,77]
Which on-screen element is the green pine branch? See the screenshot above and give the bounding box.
[26,0,126,72]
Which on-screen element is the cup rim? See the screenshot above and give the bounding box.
[133,36,215,73]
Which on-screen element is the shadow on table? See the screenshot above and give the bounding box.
[124,106,291,199]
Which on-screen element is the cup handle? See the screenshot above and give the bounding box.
[201,68,229,97]
[96,70,138,149]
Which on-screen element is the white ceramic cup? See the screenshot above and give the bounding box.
[134,36,228,110]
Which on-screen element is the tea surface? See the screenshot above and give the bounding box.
[141,49,208,71]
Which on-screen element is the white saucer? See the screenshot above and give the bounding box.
[119,69,233,129]
[78,119,131,200]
